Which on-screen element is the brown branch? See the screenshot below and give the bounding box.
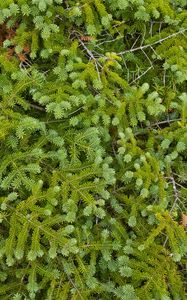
[30,103,46,112]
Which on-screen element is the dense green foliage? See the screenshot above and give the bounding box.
[0,0,187,299]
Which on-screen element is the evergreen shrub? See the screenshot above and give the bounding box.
[0,0,187,299]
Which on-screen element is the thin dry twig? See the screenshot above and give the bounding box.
[130,66,153,84]
[78,38,102,81]
[118,29,187,55]
[170,176,180,212]
[30,103,46,112]
[149,118,183,127]
[68,276,85,300]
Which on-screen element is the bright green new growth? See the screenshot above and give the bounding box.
[0,0,187,299]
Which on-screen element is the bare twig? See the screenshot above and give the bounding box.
[45,106,84,123]
[118,29,187,55]
[96,35,124,46]
[68,276,85,300]
[130,66,153,84]
[142,48,154,67]
[78,38,102,81]
[79,39,96,60]
[163,175,181,247]
[149,118,183,128]
[140,25,146,46]
[158,22,162,35]
[130,34,141,50]
[170,176,180,212]
[149,22,153,37]
[30,103,46,112]
[150,45,159,58]
[175,182,187,191]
